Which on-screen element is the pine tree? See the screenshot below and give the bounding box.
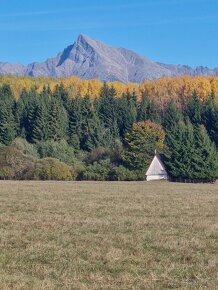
[192,125,218,181]
[80,96,104,151]
[202,95,218,147]
[32,103,50,142]
[97,83,119,141]
[0,102,16,145]
[48,95,69,141]
[117,93,137,137]
[185,92,202,124]
[0,84,16,145]
[165,120,195,180]
[163,100,182,132]
[137,94,148,121]
[165,120,218,181]
[15,88,39,142]
[68,96,84,149]
[146,99,161,123]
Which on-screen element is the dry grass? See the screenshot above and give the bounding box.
[0,181,217,289]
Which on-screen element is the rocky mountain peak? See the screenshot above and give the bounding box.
[0,34,218,82]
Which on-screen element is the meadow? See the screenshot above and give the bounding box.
[0,181,217,289]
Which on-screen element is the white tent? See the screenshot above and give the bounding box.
[145,153,168,181]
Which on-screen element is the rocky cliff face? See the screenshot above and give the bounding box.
[1,34,218,82]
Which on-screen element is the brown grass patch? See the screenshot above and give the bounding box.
[0,181,217,289]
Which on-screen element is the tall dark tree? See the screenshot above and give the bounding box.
[48,95,69,141]
[117,93,137,137]
[137,94,149,121]
[68,96,84,149]
[97,83,119,141]
[165,120,218,181]
[202,95,218,147]
[146,99,161,124]
[0,102,16,145]
[0,84,16,145]
[185,92,202,124]
[163,100,183,132]
[80,96,105,151]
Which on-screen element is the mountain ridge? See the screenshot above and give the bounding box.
[0,34,218,83]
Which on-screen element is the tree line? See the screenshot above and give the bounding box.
[0,82,217,181]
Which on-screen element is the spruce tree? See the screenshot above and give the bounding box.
[68,96,84,149]
[165,120,218,181]
[0,102,16,145]
[137,94,148,121]
[163,100,182,132]
[202,95,218,147]
[97,83,119,141]
[0,84,16,145]
[146,99,161,123]
[117,93,137,137]
[80,96,104,151]
[192,125,218,181]
[48,95,69,141]
[185,92,202,124]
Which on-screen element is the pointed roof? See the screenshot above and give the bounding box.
[146,153,168,176]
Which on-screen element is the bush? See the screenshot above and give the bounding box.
[12,137,38,158]
[86,147,111,164]
[83,159,111,181]
[34,158,73,181]
[0,146,35,179]
[110,166,139,181]
[36,139,76,166]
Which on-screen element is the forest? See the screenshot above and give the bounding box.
[0,75,217,182]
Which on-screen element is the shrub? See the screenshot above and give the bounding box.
[86,147,111,164]
[34,158,73,181]
[0,146,35,179]
[83,159,111,181]
[36,139,76,166]
[110,166,140,181]
[12,137,38,158]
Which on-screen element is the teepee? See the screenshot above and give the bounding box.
[145,151,168,181]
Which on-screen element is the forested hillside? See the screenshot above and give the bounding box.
[0,76,217,182]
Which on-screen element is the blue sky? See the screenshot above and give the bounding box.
[1,0,218,67]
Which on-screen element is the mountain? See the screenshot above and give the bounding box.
[1,34,218,83]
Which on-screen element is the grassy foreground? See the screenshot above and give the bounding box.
[0,181,217,290]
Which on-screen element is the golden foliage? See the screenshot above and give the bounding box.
[1,75,218,106]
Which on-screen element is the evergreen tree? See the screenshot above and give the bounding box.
[15,88,39,141]
[97,83,119,141]
[68,96,84,149]
[165,120,195,180]
[0,84,16,145]
[185,92,202,124]
[53,83,70,110]
[117,93,137,137]
[202,95,218,147]
[165,120,218,181]
[32,103,50,142]
[0,102,16,145]
[137,94,149,121]
[48,95,69,141]
[192,125,218,180]
[80,96,105,151]
[163,100,182,132]
[146,99,161,123]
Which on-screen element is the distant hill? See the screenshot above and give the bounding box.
[1,34,218,82]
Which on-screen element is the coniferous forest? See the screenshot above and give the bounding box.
[0,79,217,182]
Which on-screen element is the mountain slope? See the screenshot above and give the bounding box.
[1,34,218,82]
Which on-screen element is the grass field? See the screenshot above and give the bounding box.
[0,181,217,289]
